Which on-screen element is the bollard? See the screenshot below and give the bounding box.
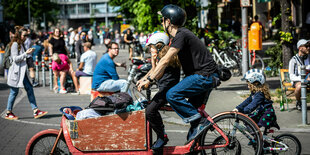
[35,56,39,84]
[49,57,53,90]
[42,55,46,87]
[300,65,308,125]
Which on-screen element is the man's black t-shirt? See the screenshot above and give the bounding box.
[49,37,67,55]
[170,27,217,77]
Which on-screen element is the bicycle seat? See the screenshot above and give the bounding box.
[132,58,144,65]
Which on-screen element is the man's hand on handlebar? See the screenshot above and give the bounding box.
[232,108,238,112]
[137,79,150,91]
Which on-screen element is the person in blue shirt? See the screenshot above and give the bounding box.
[92,42,127,93]
[31,40,43,62]
[30,39,43,87]
[233,69,279,131]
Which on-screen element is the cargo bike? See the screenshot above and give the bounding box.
[25,103,263,155]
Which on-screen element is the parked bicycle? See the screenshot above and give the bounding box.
[209,38,265,76]
[208,39,241,76]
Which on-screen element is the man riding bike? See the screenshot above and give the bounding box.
[137,4,218,144]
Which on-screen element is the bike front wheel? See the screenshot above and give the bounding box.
[200,112,263,155]
[272,133,302,155]
[26,133,69,155]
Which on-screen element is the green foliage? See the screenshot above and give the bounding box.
[206,30,240,49]
[265,41,282,75]
[272,13,281,26]
[109,0,198,33]
[279,31,293,43]
[1,0,59,28]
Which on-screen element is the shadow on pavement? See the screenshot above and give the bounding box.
[0,83,9,90]
[20,114,62,120]
[217,83,247,91]
[266,79,281,90]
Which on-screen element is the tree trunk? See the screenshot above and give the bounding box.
[280,0,293,69]
[208,0,218,31]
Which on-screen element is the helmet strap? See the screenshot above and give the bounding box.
[156,43,165,52]
[163,18,173,39]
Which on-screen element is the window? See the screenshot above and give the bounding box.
[108,5,120,13]
[67,5,76,15]
[78,4,89,14]
[91,3,107,14]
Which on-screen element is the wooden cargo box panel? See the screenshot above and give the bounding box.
[67,110,147,151]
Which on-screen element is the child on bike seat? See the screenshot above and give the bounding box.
[136,31,181,150]
[233,69,280,131]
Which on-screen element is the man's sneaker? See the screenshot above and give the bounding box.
[53,87,59,94]
[186,119,211,144]
[71,90,80,95]
[296,101,302,111]
[59,89,67,94]
[34,110,48,119]
[151,136,169,150]
[5,112,18,120]
[33,82,39,87]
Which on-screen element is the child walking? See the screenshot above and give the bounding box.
[233,69,280,131]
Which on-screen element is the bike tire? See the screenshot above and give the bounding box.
[200,112,263,155]
[251,55,265,70]
[272,133,302,155]
[26,133,70,155]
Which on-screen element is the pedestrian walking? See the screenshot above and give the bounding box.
[68,27,76,58]
[5,26,48,120]
[114,30,120,45]
[88,28,93,45]
[75,32,87,67]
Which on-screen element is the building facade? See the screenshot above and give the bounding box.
[54,0,120,30]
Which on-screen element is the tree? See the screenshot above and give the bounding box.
[1,0,59,29]
[109,0,198,33]
[279,0,293,69]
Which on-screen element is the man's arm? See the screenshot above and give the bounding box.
[288,58,301,82]
[48,43,53,56]
[114,62,126,69]
[77,62,84,71]
[149,47,179,80]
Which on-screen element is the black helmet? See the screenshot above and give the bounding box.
[159,4,187,26]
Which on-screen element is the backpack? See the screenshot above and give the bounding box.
[2,44,11,69]
[87,92,133,114]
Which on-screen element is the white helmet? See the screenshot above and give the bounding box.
[146,31,169,46]
[243,69,266,85]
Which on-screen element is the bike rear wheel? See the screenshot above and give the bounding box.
[272,133,302,155]
[27,134,69,155]
[200,112,263,155]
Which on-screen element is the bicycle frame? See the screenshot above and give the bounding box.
[249,50,256,67]
[263,135,289,152]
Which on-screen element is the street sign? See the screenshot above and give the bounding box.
[240,0,251,7]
